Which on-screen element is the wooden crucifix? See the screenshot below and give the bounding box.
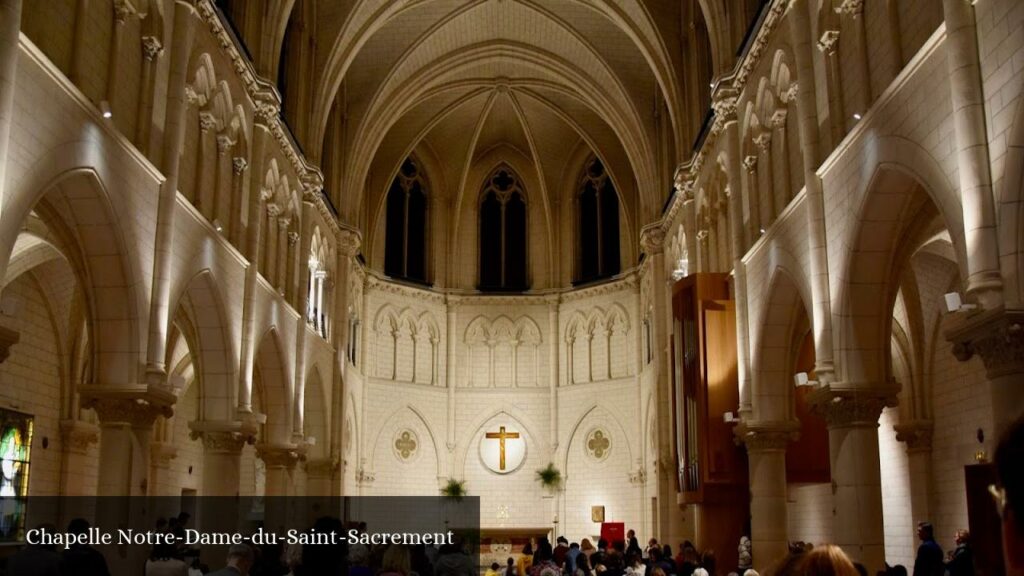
[485,426,520,471]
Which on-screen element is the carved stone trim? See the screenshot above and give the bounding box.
[628,467,647,485]
[835,0,864,17]
[232,157,248,175]
[355,467,376,485]
[817,30,841,54]
[194,430,247,453]
[944,305,1024,378]
[735,420,800,452]
[198,111,217,133]
[141,36,164,61]
[753,132,773,151]
[84,396,174,428]
[640,223,666,255]
[150,441,179,465]
[742,155,759,172]
[807,385,896,428]
[257,444,303,468]
[894,420,933,453]
[0,325,19,364]
[770,109,789,129]
[338,226,362,257]
[60,419,99,454]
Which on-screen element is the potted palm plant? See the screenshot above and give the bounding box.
[535,462,563,494]
[441,478,467,501]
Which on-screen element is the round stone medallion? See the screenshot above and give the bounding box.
[585,428,611,462]
[393,429,419,462]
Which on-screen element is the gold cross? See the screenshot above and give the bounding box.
[485,426,520,470]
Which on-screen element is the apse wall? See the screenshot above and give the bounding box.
[350,270,643,537]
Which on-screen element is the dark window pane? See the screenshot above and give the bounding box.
[384,180,406,278]
[579,182,599,281]
[505,193,528,290]
[479,192,502,289]
[600,179,621,277]
[406,181,427,282]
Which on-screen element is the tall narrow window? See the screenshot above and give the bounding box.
[576,157,621,284]
[384,158,429,284]
[479,167,528,292]
[0,409,33,542]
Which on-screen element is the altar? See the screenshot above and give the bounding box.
[479,527,553,567]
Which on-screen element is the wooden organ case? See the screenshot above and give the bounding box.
[671,273,749,570]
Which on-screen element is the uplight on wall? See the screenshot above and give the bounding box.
[944,292,977,313]
[100,100,112,119]
[853,113,862,120]
[671,256,689,281]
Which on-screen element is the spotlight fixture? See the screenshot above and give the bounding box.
[944,291,977,313]
[793,372,809,386]
[213,219,224,233]
[723,411,738,423]
[100,100,112,118]
[853,113,862,120]
[759,228,766,235]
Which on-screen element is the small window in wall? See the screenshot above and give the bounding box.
[0,408,33,542]
[384,158,429,284]
[576,157,621,284]
[479,167,528,292]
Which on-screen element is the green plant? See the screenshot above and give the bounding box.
[441,478,467,500]
[535,462,563,490]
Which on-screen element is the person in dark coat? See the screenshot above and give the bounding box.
[945,530,974,576]
[59,518,110,576]
[912,522,943,576]
[8,524,60,576]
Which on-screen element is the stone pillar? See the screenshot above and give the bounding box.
[817,29,844,147]
[259,445,301,532]
[70,0,91,85]
[229,157,248,245]
[265,205,281,283]
[754,131,775,226]
[810,388,892,573]
[276,216,291,294]
[287,231,300,304]
[549,298,559,455]
[59,419,99,496]
[942,0,1003,307]
[742,155,760,245]
[738,422,799,571]
[945,306,1024,434]
[0,0,23,277]
[789,0,838,382]
[446,299,457,449]
[148,441,178,496]
[305,458,337,497]
[145,0,197,377]
[213,133,233,226]
[194,429,247,497]
[195,112,216,213]
[835,0,871,119]
[106,0,134,113]
[88,396,173,497]
[894,420,934,525]
[136,36,163,154]
[769,108,791,207]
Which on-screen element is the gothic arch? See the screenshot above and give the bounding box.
[369,404,443,478]
[253,327,292,444]
[752,266,813,422]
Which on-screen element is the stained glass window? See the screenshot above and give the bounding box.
[0,408,33,542]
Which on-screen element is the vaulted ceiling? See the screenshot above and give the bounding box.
[221,0,759,235]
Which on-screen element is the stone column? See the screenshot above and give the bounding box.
[810,388,892,573]
[742,155,760,245]
[835,0,871,120]
[790,0,838,382]
[0,0,23,279]
[549,299,559,455]
[276,217,291,295]
[817,30,844,147]
[136,36,163,154]
[769,108,791,207]
[194,112,216,213]
[945,306,1024,433]
[213,133,233,226]
[59,419,99,496]
[229,157,248,245]
[304,458,337,497]
[754,131,775,226]
[196,430,246,496]
[716,92,754,413]
[88,396,174,497]
[894,420,934,525]
[148,441,178,496]
[145,0,197,378]
[287,231,300,304]
[259,444,301,533]
[265,205,281,283]
[446,298,457,450]
[738,421,799,571]
[70,0,91,85]
[106,0,134,114]
[942,0,1003,308]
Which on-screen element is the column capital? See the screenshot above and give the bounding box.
[84,395,174,428]
[753,131,773,151]
[0,325,19,364]
[817,30,841,54]
[60,419,99,454]
[253,91,281,125]
[257,443,303,469]
[712,93,739,123]
[216,134,234,155]
[305,457,340,477]
[807,385,897,428]
[674,169,696,201]
[288,231,300,246]
[150,441,179,465]
[944,304,1024,377]
[141,36,164,61]
[266,203,283,218]
[781,82,800,104]
[639,223,666,255]
[277,216,292,230]
[232,157,249,175]
[770,108,789,130]
[736,420,800,451]
[195,430,248,453]
[894,420,934,453]
[198,111,217,133]
[113,0,135,24]
[742,155,759,172]
[834,0,864,17]
[338,225,362,256]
